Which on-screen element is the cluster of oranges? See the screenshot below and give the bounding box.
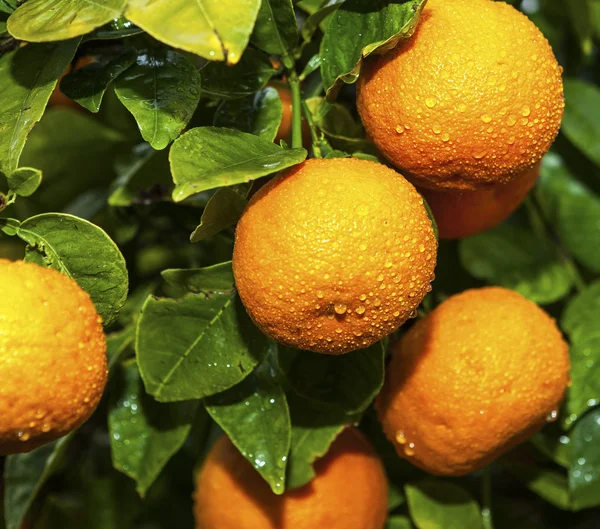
[206,0,570,527]
[1,1,571,528]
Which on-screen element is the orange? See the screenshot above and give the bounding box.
[376,287,570,476]
[194,427,388,529]
[356,0,564,191]
[0,259,107,455]
[420,162,540,239]
[233,157,437,354]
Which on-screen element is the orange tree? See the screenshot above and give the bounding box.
[1,0,600,528]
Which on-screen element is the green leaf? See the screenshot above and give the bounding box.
[405,479,483,529]
[109,144,172,207]
[108,361,200,497]
[301,1,343,45]
[504,462,573,511]
[7,0,127,41]
[0,0,17,14]
[565,337,600,429]
[562,79,600,166]
[200,49,275,100]
[136,290,267,402]
[281,342,385,415]
[3,435,73,529]
[124,0,260,65]
[6,167,42,197]
[170,127,306,202]
[190,188,247,242]
[60,51,136,113]
[562,281,600,342]
[19,108,125,213]
[205,347,291,494]
[320,0,426,99]
[458,224,573,305]
[387,516,414,529]
[285,391,351,489]
[114,48,201,150]
[106,326,135,370]
[569,407,600,510]
[161,261,235,294]
[1,213,128,327]
[252,0,298,56]
[0,39,79,175]
[536,154,600,273]
[560,282,600,427]
[213,86,283,142]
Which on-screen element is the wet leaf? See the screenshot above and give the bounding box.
[61,50,136,113]
[108,361,200,496]
[136,290,267,402]
[205,348,291,494]
[569,407,600,510]
[213,86,283,142]
[169,127,306,202]
[320,0,426,99]
[114,48,201,150]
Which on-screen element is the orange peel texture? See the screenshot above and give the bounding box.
[357,0,564,191]
[376,287,570,476]
[0,259,107,455]
[233,157,437,354]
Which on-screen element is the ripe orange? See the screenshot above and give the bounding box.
[420,162,540,239]
[233,157,437,354]
[194,427,388,529]
[356,0,564,191]
[376,287,570,476]
[0,259,107,455]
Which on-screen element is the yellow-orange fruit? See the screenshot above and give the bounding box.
[420,162,540,239]
[233,158,437,355]
[0,259,107,455]
[194,428,388,529]
[357,0,564,191]
[376,287,570,476]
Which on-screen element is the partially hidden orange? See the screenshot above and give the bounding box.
[194,427,389,529]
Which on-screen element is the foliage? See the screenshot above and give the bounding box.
[0,0,600,528]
